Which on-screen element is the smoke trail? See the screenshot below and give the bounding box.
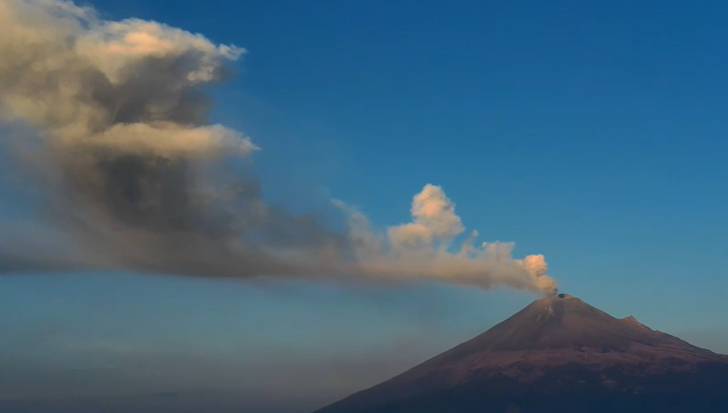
[336,185,556,293]
[0,0,556,294]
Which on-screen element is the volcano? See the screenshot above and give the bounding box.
[314,294,728,413]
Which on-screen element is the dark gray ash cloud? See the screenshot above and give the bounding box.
[0,0,556,294]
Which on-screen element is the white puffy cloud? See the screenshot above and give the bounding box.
[388,184,464,248]
[86,122,257,158]
[75,18,243,84]
[0,0,248,156]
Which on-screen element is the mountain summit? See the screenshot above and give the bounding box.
[437,293,718,357]
[315,294,728,413]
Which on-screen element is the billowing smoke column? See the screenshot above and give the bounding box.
[338,185,556,293]
[0,0,556,295]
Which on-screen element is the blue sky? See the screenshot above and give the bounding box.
[3,1,728,411]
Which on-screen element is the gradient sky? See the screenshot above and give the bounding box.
[3,1,728,412]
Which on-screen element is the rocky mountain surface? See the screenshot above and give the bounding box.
[315,294,728,412]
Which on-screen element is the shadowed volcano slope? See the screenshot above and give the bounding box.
[315,294,728,413]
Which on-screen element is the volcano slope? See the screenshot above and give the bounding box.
[315,294,728,413]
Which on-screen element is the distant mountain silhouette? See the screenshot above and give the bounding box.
[315,294,728,413]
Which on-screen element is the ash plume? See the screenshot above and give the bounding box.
[0,0,556,294]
